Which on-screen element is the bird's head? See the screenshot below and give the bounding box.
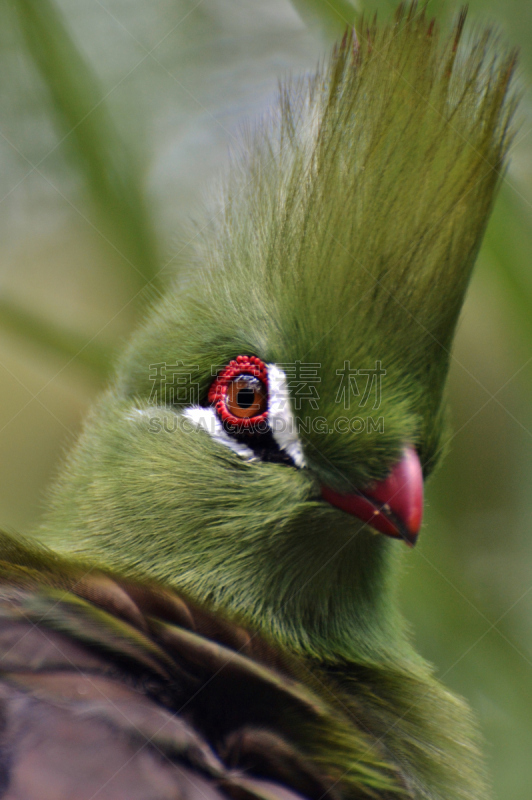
[42,6,517,660]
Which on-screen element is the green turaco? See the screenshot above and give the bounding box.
[0,4,518,799]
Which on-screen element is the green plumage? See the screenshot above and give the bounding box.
[1,3,519,799]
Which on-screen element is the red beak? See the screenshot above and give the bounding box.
[320,447,423,546]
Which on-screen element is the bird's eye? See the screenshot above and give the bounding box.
[208,356,268,431]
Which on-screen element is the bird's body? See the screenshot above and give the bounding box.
[0,532,484,800]
[0,3,518,799]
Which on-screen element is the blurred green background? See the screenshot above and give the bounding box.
[0,1,530,797]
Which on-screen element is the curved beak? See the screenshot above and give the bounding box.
[320,446,424,546]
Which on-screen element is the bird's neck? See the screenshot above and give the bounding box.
[170,532,490,799]
[169,526,410,666]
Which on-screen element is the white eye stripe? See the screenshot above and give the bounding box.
[124,405,256,460]
[267,364,306,468]
[182,407,258,461]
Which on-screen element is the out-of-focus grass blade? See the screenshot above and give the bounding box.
[289,1,458,41]
[0,297,115,377]
[289,0,360,40]
[9,0,160,291]
[483,185,532,343]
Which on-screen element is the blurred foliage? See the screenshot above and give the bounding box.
[0,1,530,798]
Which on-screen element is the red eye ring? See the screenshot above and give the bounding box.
[208,355,268,429]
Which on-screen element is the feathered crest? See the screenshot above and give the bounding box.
[213,2,517,346]
[184,1,518,477]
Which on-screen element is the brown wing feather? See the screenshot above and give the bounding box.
[0,533,339,800]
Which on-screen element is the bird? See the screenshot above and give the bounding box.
[0,3,518,799]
